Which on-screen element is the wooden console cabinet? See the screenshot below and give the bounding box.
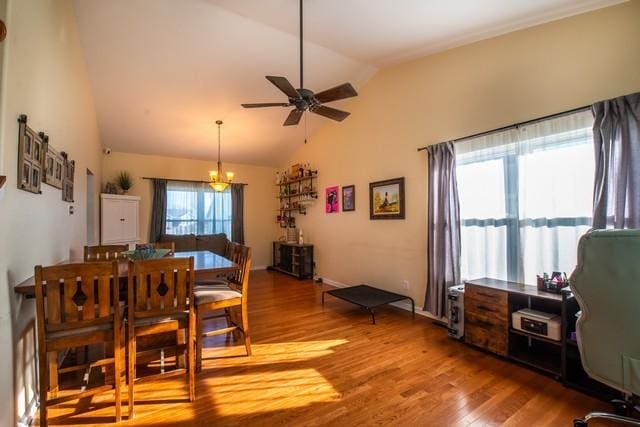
[463,278,619,400]
[270,242,314,280]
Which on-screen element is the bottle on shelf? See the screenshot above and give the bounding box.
[299,229,304,245]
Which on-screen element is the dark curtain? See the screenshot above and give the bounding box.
[424,141,461,317]
[592,92,640,229]
[149,178,167,243]
[231,184,245,244]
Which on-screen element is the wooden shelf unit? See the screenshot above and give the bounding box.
[463,278,620,400]
[270,242,314,280]
[276,172,318,227]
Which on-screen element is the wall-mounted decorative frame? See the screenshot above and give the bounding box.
[342,185,355,212]
[61,151,75,202]
[42,133,64,189]
[369,177,405,220]
[325,185,339,213]
[17,115,43,194]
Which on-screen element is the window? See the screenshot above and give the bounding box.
[456,110,594,284]
[165,181,232,236]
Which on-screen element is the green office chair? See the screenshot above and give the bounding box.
[570,229,640,426]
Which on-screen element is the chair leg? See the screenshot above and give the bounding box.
[176,327,186,369]
[127,330,135,419]
[39,346,49,427]
[113,330,122,422]
[241,301,251,356]
[188,312,196,401]
[196,307,203,372]
[48,352,58,399]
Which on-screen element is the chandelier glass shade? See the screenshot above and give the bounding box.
[209,120,234,192]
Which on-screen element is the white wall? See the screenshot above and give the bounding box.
[284,1,640,309]
[0,1,102,424]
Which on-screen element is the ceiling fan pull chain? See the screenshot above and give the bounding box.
[300,0,304,89]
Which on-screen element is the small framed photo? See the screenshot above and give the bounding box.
[325,185,339,213]
[17,115,42,194]
[43,138,64,189]
[342,185,355,212]
[369,177,405,220]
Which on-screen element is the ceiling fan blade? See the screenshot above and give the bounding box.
[283,109,303,126]
[311,105,350,122]
[241,102,291,108]
[266,76,300,99]
[314,83,358,103]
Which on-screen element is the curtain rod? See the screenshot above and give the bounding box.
[417,104,591,152]
[142,177,247,186]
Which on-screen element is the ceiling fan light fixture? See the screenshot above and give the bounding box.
[240,0,357,128]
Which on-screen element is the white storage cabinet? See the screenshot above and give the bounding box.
[100,194,140,246]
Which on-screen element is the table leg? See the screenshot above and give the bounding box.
[367,308,376,325]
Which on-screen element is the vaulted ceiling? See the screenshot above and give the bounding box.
[74,0,623,166]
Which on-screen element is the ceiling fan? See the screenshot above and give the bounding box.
[241,0,358,126]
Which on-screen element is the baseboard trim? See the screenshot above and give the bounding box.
[320,277,442,321]
[251,265,267,271]
[17,395,38,427]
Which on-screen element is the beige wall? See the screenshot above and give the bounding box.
[0,0,103,424]
[285,1,640,309]
[101,152,280,268]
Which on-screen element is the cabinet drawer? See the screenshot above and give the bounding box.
[465,310,507,329]
[465,296,508,318]
[465,322,508,356]
[466,284,507,306]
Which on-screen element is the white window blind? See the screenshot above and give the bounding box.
[165,181,231,237]
[456,110,594,284]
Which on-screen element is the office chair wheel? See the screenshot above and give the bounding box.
[573,419,588,427]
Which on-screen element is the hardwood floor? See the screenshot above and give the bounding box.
[40,270,612,426]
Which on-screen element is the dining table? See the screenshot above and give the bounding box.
[14,250,238,298]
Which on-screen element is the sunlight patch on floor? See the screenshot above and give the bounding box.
[205,368,341,416]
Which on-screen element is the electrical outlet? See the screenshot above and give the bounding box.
[401,280,410,290]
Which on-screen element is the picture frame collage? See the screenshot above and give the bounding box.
[17,115,75,202]
[325,177,405,220]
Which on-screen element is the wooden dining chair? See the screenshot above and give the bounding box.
[126,257,195,418]
[84,244,128,261]
[195,245,252,370]
[35,261,124,426]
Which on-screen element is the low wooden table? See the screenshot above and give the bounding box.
[14,250,238,298]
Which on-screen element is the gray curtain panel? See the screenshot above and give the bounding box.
[592,92,640,229]
[424,141,461,317]
[149,178,168,243]
[231,184,245,244]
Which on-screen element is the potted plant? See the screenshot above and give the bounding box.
[116,171,133,194]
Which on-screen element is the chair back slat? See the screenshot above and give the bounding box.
[80,275,96,321]
[46,279,62,325]
[84,244,128,261]
[176,269,188,310]
[98,275,111,317]
[63,278,79,323]
[35,262,119,332]
[128,257,193,318]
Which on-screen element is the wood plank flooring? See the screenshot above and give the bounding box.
[40,270,612,426]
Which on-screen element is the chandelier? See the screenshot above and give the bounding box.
[209,120,234,192]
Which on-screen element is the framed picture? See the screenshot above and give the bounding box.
[342,185,355,211]
[17,115,43,194]
[61,152,75,202]
[325,185,339,213]
[42,134,64,189]
[369,177,405,220]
